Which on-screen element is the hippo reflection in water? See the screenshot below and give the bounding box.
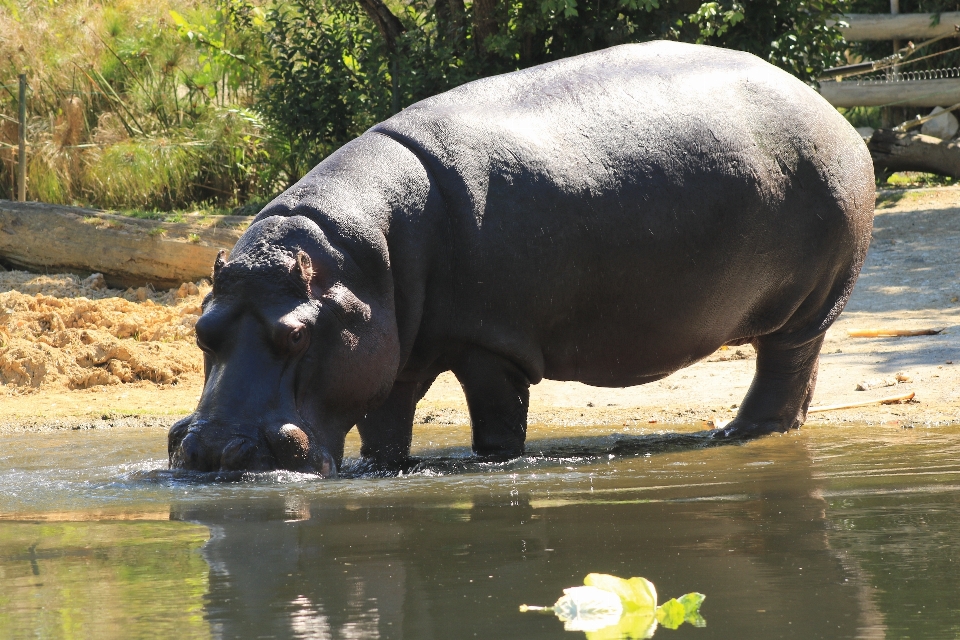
[170,442,882,638]
[168,41,874,475]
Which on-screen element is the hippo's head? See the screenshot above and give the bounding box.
[168,214,400,476]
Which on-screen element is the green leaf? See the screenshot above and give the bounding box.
[678,592,706,627]
[655,598,686,629]
[583,574,657,612]
[656,592,706,629]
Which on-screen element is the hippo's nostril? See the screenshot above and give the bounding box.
[266,423,311,470]
[172,431,204,470]
[220,437,257,471]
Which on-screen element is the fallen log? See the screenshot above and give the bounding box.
[0,200,250,289]
[868,128,960,178]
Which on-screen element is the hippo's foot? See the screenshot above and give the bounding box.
[473,448,525,463]
[712,332,824,442]
[711,417,795,441]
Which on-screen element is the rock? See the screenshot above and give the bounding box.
[82,272,107,290]
[176,281,200,298]
[856,126,875,142]
[856,377,898,391]
[920,106,959,140]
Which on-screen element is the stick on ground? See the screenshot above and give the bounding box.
[808,391,916,413]
[848,328,942,337]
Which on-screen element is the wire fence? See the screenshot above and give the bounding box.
[847,66,960,83]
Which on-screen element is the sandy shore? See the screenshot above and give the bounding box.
[2,187,959,434]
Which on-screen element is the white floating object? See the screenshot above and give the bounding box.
[553,586,624,632]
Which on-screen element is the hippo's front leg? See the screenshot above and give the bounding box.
[357,376,437,468]
[453,349,531,460]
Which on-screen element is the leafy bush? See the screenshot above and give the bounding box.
[256,0,847,176]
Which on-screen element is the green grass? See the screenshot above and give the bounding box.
[883,172,956,189]
[0,0,275,211]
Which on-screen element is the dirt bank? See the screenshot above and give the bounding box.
[2,187,959,435]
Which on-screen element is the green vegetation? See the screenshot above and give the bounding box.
[1,0,849,213]
[261,0,846,170]
[0,0,270,211]
[838,106,882,130]
[884,171,956,188]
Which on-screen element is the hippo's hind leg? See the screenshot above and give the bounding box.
[358,375,437,467]
[717,331,824,439]
[452,349,530,460]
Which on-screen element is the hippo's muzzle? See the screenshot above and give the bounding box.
[168,417,338,477]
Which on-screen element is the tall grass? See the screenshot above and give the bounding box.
[0,0,273,211]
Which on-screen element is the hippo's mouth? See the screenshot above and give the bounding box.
[168,417,338,478]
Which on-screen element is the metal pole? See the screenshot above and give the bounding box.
[17,74,26,202]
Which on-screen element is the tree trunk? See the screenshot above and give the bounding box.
[442,0,467,52]
[869,129,960,178]
[472,0,499,56]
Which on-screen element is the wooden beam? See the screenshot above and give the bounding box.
[837,12,960,41]
[819,77,960,107]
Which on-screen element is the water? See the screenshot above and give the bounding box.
[1,421,959,639]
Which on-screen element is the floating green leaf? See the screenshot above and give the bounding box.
[520,574,705,636]
[655,598,686,629]
[677,593,707,628]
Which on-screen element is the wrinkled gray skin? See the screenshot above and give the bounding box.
[168,41,875,476]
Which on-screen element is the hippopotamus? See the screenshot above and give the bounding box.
[168,41,874,476]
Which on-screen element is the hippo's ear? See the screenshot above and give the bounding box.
[212,249,228,281]
[295,250,319,298]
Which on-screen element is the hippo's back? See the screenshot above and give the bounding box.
[374,41,869,212]
[372,42,874,385]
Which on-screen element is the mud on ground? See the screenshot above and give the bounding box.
[1,187,959,436]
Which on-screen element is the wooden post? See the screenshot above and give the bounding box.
[17,74,26,202]
[883,0,901,128]
[890,0,900,65]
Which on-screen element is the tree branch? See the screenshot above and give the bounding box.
[356,0,406,51]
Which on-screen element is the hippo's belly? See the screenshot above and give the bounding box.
[447,166,843,386]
